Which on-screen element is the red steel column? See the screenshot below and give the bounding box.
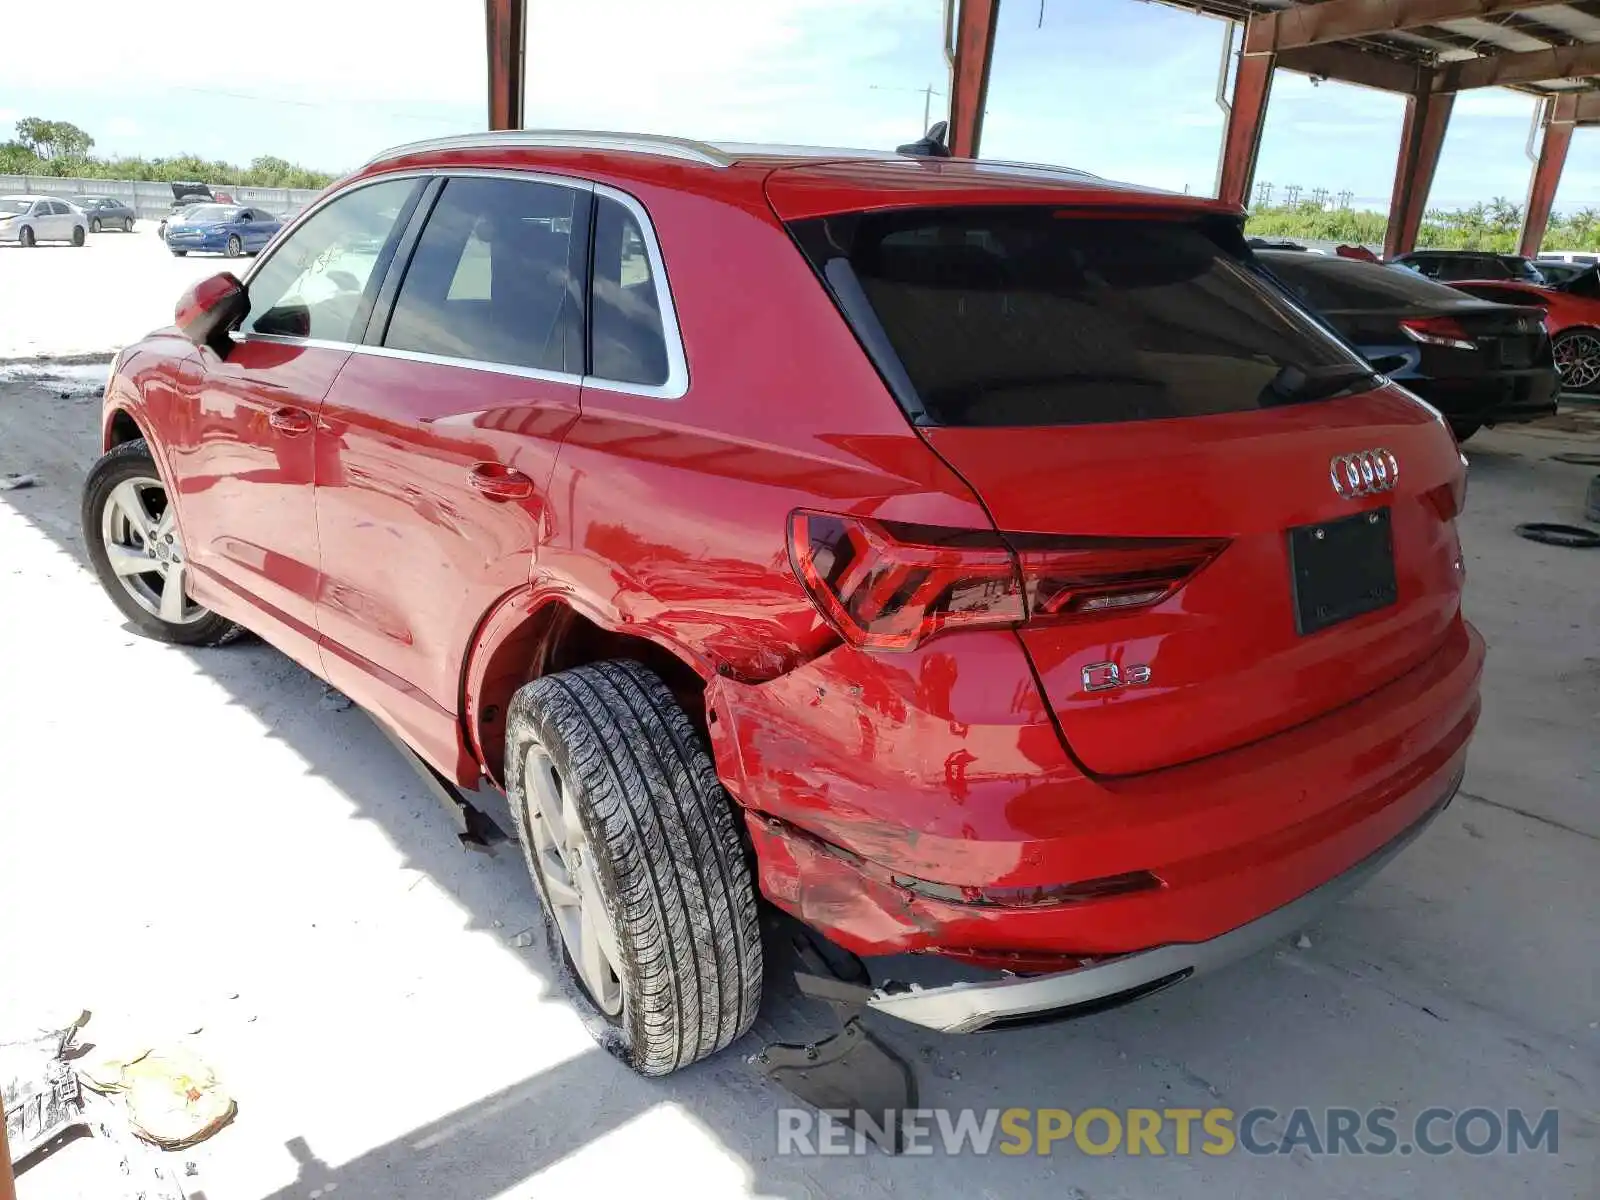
[1218,46,1275,208]
[1384,76,1453,258]
[948,0,1000,158]
[485,0,526,131]
[1520,97,1576,257]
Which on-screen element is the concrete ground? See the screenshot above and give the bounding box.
[0,225,229,360]
[0,276,1595,1196]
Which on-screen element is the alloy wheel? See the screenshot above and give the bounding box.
[98,476,207,625]
[521,744,624,1016]
[1555,331,1600,391]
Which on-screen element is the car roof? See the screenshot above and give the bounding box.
[358,129,1238,221]
[1,194,47,203]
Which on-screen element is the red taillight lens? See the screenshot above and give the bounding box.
[788,512,1227,651]
[1400,316,1476,351]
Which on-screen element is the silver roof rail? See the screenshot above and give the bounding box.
[365,130,732,169]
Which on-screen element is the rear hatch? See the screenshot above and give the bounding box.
[776,180,1467,776]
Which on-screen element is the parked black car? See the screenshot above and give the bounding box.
[69,196,137,232]
[1390,249,1547,285]
[1259,249,1558,441]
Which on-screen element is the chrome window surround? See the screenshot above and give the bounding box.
[234,167,690,400]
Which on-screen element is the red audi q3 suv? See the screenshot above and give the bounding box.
[84,131,1481,1080]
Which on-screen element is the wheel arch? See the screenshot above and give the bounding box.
[462,585,713,788]
[103,406,145,452]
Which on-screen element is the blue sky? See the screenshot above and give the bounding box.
[1,0,1596,214]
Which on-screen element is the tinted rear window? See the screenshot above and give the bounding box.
[790,208,1364,427]
[1260,252,1471,311]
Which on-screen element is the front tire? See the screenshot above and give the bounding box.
[19,226,34,248]
[125,217,135,232]
[505,660,762,1076]
[171,249,187,257]
[82,440,240,647]
[90,217,102,233]
[225,235,243,258]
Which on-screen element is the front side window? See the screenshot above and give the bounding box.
[791,208,1366,427]
[384,176,585,373]
[590,195,669,386]
[244,178,419,342]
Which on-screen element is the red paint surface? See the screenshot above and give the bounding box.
[101,140,1483,962]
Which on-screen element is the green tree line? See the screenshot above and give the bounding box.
[1245,196,1600,253]
[0,117,337,189]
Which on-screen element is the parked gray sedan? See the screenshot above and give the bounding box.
[70,195,137,232]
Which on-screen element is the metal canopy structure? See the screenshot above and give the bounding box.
[482,0,1600,256]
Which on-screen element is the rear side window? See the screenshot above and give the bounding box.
[790,208,1363,427]
[385,177,586,374]
[1261,253,1472,310]
[590,195,669,386]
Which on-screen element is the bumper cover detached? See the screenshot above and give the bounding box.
[865,767,1460,1033]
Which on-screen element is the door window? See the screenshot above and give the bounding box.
[590,195,670,386]
[383,177,585,374]
[243,177,420,343]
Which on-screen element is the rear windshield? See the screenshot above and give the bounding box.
[1259,251,1472,311]
[789,208,1366,427]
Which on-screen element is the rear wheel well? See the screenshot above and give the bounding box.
[106,409,144,449]
[470,602,710,786]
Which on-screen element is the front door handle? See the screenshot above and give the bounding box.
[268,406,314,436]
[468,463,534,501]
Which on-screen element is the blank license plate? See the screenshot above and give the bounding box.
[1288,508,1398,635]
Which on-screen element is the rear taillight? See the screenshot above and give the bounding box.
[1400,316,1476,351]
[788,512,1226,651]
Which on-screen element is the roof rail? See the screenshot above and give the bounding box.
[365,130,732,169]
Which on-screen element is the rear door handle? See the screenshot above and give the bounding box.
[268,406,314,436]
[468,463,534,501]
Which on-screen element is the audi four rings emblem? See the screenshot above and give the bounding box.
[1330,448,1399,498]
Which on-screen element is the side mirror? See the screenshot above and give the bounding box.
[175,272,249,353]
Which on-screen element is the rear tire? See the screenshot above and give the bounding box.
[171,249,186,257]
[1553,328,1600,394]
[82,440,241,647]
[19,226,34,248]
[505,660,762,1076]
[1450,420,1482,442]
[71,225,85,247]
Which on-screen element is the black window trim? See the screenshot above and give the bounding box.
[363,169,597,384]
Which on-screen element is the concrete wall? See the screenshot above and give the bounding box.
[0,176,322,220]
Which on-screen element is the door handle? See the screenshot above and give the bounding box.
[268,406,314,436]
[468,463,534,501]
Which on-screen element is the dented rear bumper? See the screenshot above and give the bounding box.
[708,617,1483,964]
[862,768,1460,1033]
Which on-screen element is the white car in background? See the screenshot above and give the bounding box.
[0,195,89,247]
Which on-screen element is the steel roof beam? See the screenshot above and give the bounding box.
[1275,42,1423,92]
[1245,0,1555,54]
[1432,41,1600,90]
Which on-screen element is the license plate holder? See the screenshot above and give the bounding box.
[1288,508,1398,635]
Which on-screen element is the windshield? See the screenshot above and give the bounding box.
[0,199,30,215]
[1260,252,1474,310]
[790,207,1366,427]
[179,205,237,224]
